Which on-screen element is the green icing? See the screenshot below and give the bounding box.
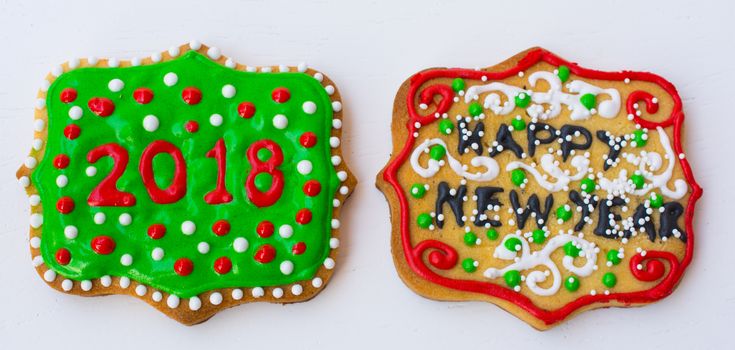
[468,102,483,117]
[579,93,596,110]
[34,51,339,298]
[451,78,465,92]
[557,65,570,83]
[510,168,526,186]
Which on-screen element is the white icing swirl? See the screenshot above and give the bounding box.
[409,138,499,181]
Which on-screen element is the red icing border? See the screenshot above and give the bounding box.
[382,48,702,326]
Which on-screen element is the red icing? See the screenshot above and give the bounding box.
[295,209,312,224]
[254,244,276,263]
[139,140,187,204]
[60,88,77,103]
[204,139,234,204]
[56,196,75,214]
[87,97,115,117]
[185,120,199,133]
[271,87,290,103]
[64,124,81,140]
[181,87,202,105]
[133,88,154,104]
[87,143,136,206]
[55,248,71,265]
[382,48,703,327]
[245,140,284,207]
[212,220,231,236]
[303,180,321,197]
[300,132,317,148]
[214,257,232,274]
[91,236,116,255]
[256,221,274,238]
[147,224,166,239]
[237,102,256,119]
[174,258,194,276]
[53,154,70,169]
[626,90,665,128]
[292,242,306,255]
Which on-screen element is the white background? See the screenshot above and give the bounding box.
[0,0,732,348]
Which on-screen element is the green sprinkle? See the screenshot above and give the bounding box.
[504,237,522,252]
[649,192,664,208]
[556,205,572,222]
[511,117,526,131]
[439,119,455,135]
[254,172,272,192]
[257,148,271,162]
[510,169,526,186]
[417,213,433,229]
[486,228,499,240]
[410,184,427,199]
[462,258,477,273]
[557,65,571,82]
[564,241,581,257]
[532,229,546,244]
[429,145,446,160]
[463,232,478,246]
[606,250,621,266]
[468,102,483,117]
[564,275,580,292]
[452,78,465,92]
[580,93,596,110]
[632,129,647,147]
[514,92,531,108]
[630,173,645,189]
[580,178,596,194]
[602,272,617,288]
[504,270,521,288]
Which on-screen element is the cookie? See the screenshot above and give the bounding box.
[17,42,354,325]
[376,48,701,329]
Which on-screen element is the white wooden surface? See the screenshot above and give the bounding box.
[0,0,731,348]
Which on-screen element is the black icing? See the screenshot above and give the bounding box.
[458,120,484,155]
[527,122,557,157]
[559,125,592,161]
[658,202,687,242]
[509,190,553,229]
[435,182,466,228]
[473,187,504,227]
[596,130,625,170]
[489,124,523,158]
[594,196,630,239]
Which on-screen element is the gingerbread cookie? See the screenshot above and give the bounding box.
[377,48,701,329]
[17,42,354,325]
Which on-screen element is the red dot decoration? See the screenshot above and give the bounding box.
[214,257,232,274]
[271,87,290,103]
[238,102,256,118]
[55,248,71,265]
[254,244,276,264]
[60,88,77,103]
[56,197,75,214]
[147,224,166,239]
[292,242,306,255]
[53,154,70,169]
[174,258,194,276]
[300,132,317,148]
[133,88,154,104]
[91,236,116,255]
[182,87,202,105]
[256,221,274,238]
[212,220,231,236]
[87,97,115,117]
[64,124,81,140]
[303,180,322,197]
[185,120,199,133]
[296,209,312,224]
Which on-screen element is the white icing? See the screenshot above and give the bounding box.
[291,284,303,296]
[273,114,288,129]
[324,257,335,269]
[93,212,105,224]
[118,213,132,226]
[163,72,178,86]
[108,79,124,92]
[329,237,340,249]
[143,115,159,132]
[280,260,294,275]
[279,224,293,238]
[64,225,78,239]
[233,237,249,253]
[297,160,313,175]
[506,154,589,192]
[197,242,210,254]
[232,289,244,300]
[209,113,223,127]
[272,288,284,298]
[210,292,223,305]
[221,84,236,98]
[303,101,317,114]
[181,220,196,235]
[251,287,265,298]
[120,254,133,266]
[329,137,340,148]
[312,277,323,288]
[331,219,340,229]
[410,138,499,181]
[151,247,164,261]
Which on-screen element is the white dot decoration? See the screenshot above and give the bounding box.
[29,195,41,206]
[30,237,41,249]
[221,84,236,98]
[43,269,56,282]
[181,220,196,235]
[189,40,201,50]
[94,212,106,224]
[279,225,293,238]
[272,288,284,299]
[32,138,43,151]
[25,157,37,169]
[167,295,180,309]
[332,119,342,129]
[64,225,78,239]
[143,115,159,132]
[209,292,223,305]
[330,238,340,249]
[332,101,343,112]
[329,137,341,148]
[210,113,223,126]
[135,285,147,296]
[302,101,317,114]
[233,237,249,253]
[312,277,323,288]
[273,114,288,129]
[108,79,124,92]
[164,72,178,86]
[291,284,303,296]
[197,242,210,254]
[81,280,93,291]
[232,289,244,300]
[56,175,68,188]
[100,275,112,287]
[325,85,335,95]
[152,291,163,302]
[150,53,161,63]
[68,106,83,120]
[252,287,265,298]
[119,277,131,288]
[337,171,348,181]
[189,296,202,311]
[207,47,221,59]
[297,160,313,175]
[34,119,45,131]
[119,213,132,226]
[331,155,342,166]
[30,214,43,228]
[19,176,30,187]
[86,166,97,177]
[324,257,336,269]
[120,254,133,266]
[107,58,120,67]
[62,279,73,291]
[280,260,294,275]
[152,247,164,261]
[168,46,180,57]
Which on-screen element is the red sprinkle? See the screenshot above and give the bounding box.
[212,220,231,236]
[303,180,322,197]
[185,120,199,133]
[53,154,70,169]
[60,88,77,103]
[91,236,116,255]
[182,87,202,105]
[64,125,81,140]
[292,242,306,255]
[174,258,194,276]
[147,224,166,239]
[133,88,154,104]
[271,87,290,103]
[296,209,312,224]
[55,248,71,265]
[56,197,75,214]
[237,102,256,118]
[214,257,232,274]
[256,221,274,238]
[254,244,276,264]
[87,97,115,117]
[300,132,317,148]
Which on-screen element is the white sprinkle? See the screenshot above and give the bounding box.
[119,213,132,226]
[81,280,93,291]
[272,288,284,298]
[100,276,112,287]
[86,166,97,177]
[135,285,147,296]
[43,269,56,282]
[280,260,294,275]
[232,289,244,300]
[332,101,343,112]
[64,225,78,239]
[197,242,210,254]
[167,295,180,308]
[273,114,288,129]
[30,214,43,228]
[291,284,303,296]
[302,101,317,114]
[207,47,221,59]
[163,72,178,86]
[68,106,83,120]
[62,280,73,291]
[56,175,68,188]
[324,257,336,269]
[279,225,294,238]
[94,212,106,224]
[30,236,41,249]
[120,254,133,266]
[252,287,265,298]
[25,157,37,169]
[210,292,223,305]
[297,160,313,175]
[143,115,159,132]
[221,84,236,98]
[330,238,340,249]
[108,79,124,92]
[329,137,341,148]
[209,113,223,126]
[233,237,249,253]
[189,296,202,311]
[312,277,323,288]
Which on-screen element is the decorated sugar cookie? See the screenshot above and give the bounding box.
[377,48,701,329]
[17,42,354,325]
